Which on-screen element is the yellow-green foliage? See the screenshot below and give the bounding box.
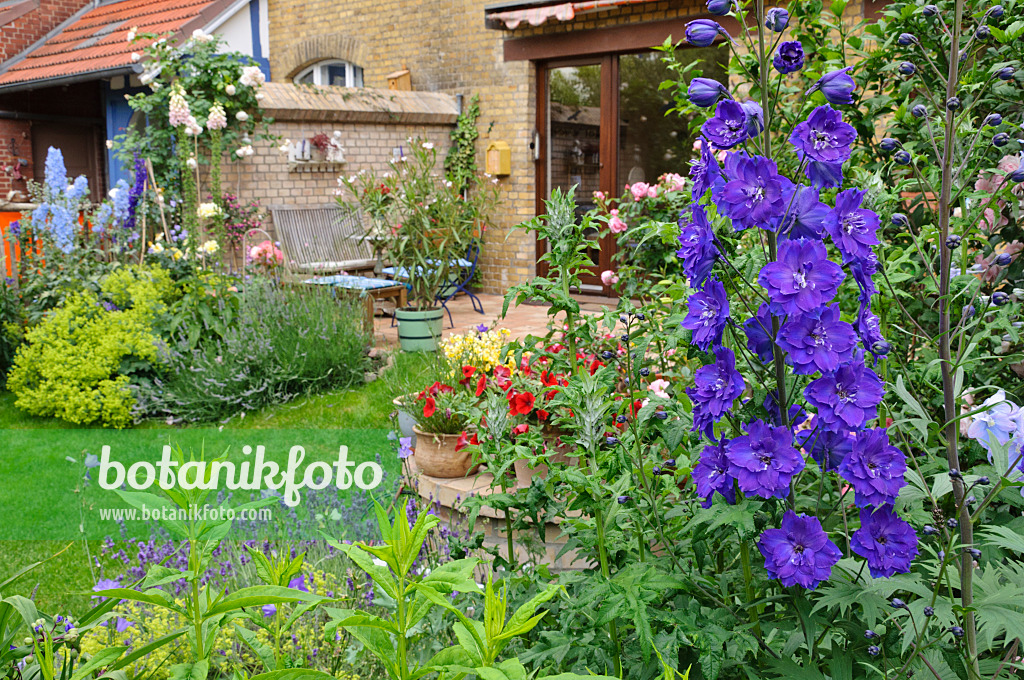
[6,265,177,427]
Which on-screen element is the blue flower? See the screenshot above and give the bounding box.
[689,77,730,108]
[809,67,856,106]
[854,302,887,355]
[790,105,857,165]
[398,437,414,459]
[715,153,788,231]
[796,428,853,471]
[687,347,744,438]
[838,428,907,507]
[475,323,489,333]
[763,390,807,427]
[849,252,879,303]
[757,238,845,315]
[851,505,919,578]
[682,278,730,351]
[725,419,805,499]
[48,205,75,254]
[965,390,1019,451]
[686,19,728,46]
[758,511,841,589]
[804,356,884,431]
[773,40,805,74]
[67,175,89,203]
[707,0,732,14]
[693,439,736,507]
[689,138,724,197]
[44,147,67,198]
[777,185,830,239]
[676,203,718,287]
[743,303,776,363]
[824,189,880,261]
[702,100,749,149]
[741,100,764,138]
[778,304,857,375]
[804,159,845,189]
[262,604,277,617]
[765,7,789,31]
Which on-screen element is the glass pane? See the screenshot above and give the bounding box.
[548,64,601,216]
[295,69,315,85]
[327,64,348,86]
[617,48,727,187]
[353,66,364,87]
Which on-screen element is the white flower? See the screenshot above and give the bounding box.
[105,140,114,150]
[225,84,236,96]
[197,202,223,219]
[184,116,203,136]
[235,145,254,158]
[235,110,249,122]
[126,27,137,42]
[148,241,165,255]
[422,142,434,150]
[648,379,670,399]
[278,140,291,154]
[130,52,141,63]
[206,104,227,131]
[372,558,388,568]
[186,157,198,170]
[255,93,264,100]
[239,66,266,88]
[191,28,213,43]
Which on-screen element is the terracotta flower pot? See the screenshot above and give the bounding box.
[412,426,481,478]
[514,427,579,488]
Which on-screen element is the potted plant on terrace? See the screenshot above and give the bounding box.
[340,138,497,351]
[411,379,481,478]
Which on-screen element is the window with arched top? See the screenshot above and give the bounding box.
[293,60,364,87]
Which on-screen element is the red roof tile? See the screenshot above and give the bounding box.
[0,0,236,88]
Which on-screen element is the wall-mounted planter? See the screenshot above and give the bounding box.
[287,160,347,173]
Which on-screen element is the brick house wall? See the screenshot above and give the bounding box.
[0,0,88,63]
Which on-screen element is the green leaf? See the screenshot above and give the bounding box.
[2,596,38,630]
[499,584,560,640]
[168,660,208,680]
[981,525,1024,554]
[205,586,321,617]
[71,647,127,680]
[452,621,484,666]
[140,566,194,590]
[89,588,183,615]
[234,625,277,673]
[324,608,399,635]
[248,671,338,680]
[103,628,187,674]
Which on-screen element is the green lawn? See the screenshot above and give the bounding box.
[0,350,432,614]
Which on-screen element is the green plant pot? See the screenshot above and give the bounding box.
[395,307,443,352]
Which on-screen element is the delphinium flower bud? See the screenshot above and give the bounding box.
[616,414,628,424]
[968,548,982,558]
[867,646,881,656]
[912,104,927,118]
[707,0,731,15]
[963,304,976,318]
[895,149,912,164]
[977,25,991,39]
[765,7,790,31]
[899,61,917,75]
[872,340,892,355]
[951,626,965,638]
[617,495,631,504]
[892,213,909,227]
[948,517,959,529]
[898,33,918,45]
[990,4,1004,17]
[891,598,907,609]
[686,19,728,47]
[922,4,938,15]
[995,253,1012,266]
[654,411,668,420]
[637,313,646,320]
[946,235,962,249]
[639,367,650,376]
[985,113,1003,126]
[601,350,615,360]
[993,132,1010,146]
[865,630,879,639]
[946,97,962,111]
[606,436,620,446]
[992,291,1009,306]
[923,524,938,535]
[924,606,935,616]
[1010,164,1024,182]
[978,476,991,485]
[966,495,976,505]
[997,66,1015,81]
[688,78,730,108]
[880,137,900,151]
[949,468,963,479]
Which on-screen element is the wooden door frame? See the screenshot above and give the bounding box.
[534,54,619,294]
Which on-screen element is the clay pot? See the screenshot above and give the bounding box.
[412,426,481,478]
[514,427,579,488]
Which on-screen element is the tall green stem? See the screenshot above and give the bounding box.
[934,1,978,676]
[592,492,623,677]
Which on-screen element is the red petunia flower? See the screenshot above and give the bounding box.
[537,409,550,421]
[511,423,529,437]
[455,431,479,452]
[459,366,476,386]
[493,365,512,390]
[423,396,436,419]
[475,374,487,397]
[509,391,536,416]
[541,370,560,387]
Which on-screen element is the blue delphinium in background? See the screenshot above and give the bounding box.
[680,12,916,592]
[27,147,89,254]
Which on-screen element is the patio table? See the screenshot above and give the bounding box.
[302,274,407,331]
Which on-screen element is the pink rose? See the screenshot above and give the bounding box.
[648,379,670,399]
[600,269,619,286]
[630,182,651,201]
[608,215,627,233]
[661,173,686,192]
[593,190,606,201]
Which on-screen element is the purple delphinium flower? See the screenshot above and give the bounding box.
[855,303,887,355]
[741,100,764,138]
[397,437,414,459]
[965,390,1019,451]
[715,153,787,231]
[837,428,907,507]
[689,138,724,197]
[849,252,879,303]
[725,419,805,499]
[757,238,845,315]
[686,19,728,46]
[475,323,489,333]
[809,67,856,106]
[676,203,718,287]
[790,105,857,165]
[763,390,807,427]
[743,303,776,363]
[687,347,745,438]
[824,189,880,261]
[702,100,749,149]
[851,505,919,578]
[804,356,884,431]
[681,278,730,351]
[758,510,841,589]
[777,304,857,375]
[692,438,736,508]
[796,427,853,471]
[804,158,845,189]
[765,7,789,31]
[774,40,805,74]
[689,77,730,108]
[777,185,830,239]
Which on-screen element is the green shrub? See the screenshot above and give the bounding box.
[139,280,372,422]
[6,264,176,427]
[0,279,23,385]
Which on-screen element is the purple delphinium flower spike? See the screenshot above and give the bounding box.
[758,510,841,589]
[824,188,880,261]
[795,427,853,471]
[757,238,845,315]
[692,438,736,508]
[689,138,724,198]
[776,185,830,239]
[851,505,919,577]
[725,419,805,499]
[676,203,718,287]
[715,153,788,231]
[702,100,749,149]
[790,105,857,165]
[804,355,884,431]
[743,303,776,363]
[681,278,730,351]
[837,428,908,507]
[687,346,744,439]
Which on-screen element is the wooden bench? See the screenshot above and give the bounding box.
[269,204,378,276]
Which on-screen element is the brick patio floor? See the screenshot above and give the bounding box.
[371,292,619,346]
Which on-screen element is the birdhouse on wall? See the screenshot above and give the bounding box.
[485,141,511,176]
[387,69,411,91]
